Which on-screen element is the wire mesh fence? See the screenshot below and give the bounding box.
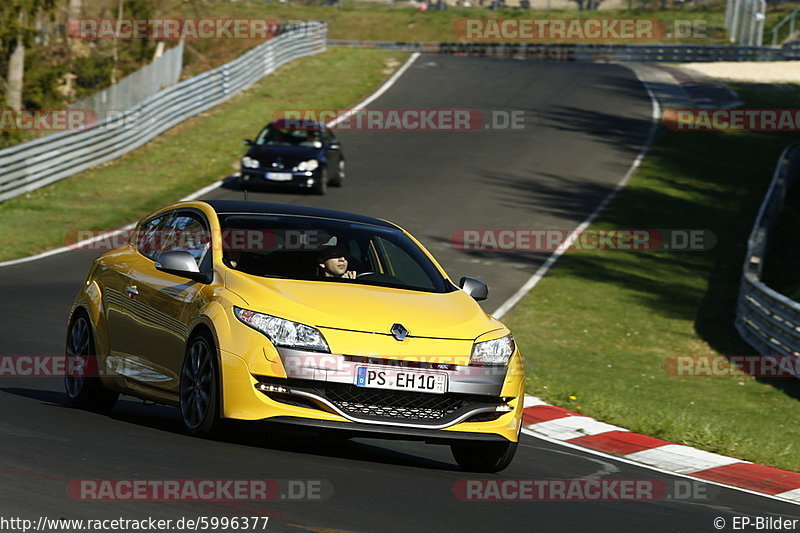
[0,22,327,203]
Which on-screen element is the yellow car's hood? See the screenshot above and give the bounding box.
[225,273,502,340]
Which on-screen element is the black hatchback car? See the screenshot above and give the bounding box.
[239,119,345,195]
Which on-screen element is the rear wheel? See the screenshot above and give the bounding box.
[64,312,118,411]
[451,440,518,473]
[180,332,222,437]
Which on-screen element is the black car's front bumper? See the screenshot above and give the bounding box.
[240,168,321,189]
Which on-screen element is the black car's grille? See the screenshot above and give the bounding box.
[256,377,506,426]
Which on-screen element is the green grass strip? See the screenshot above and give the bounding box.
[0,48,407,261]
[506,83,800,472]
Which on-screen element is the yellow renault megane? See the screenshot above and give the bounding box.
[66,200,525,471]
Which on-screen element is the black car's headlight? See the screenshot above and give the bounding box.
[470,334,515,366]
[241,156,259,169]
[295,159,319,172]
[234,307,330,352]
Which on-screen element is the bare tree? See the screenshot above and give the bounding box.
[68,0,81,20]
[3,0,57,110]
[569,0,603,10]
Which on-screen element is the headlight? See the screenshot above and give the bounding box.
[296,159,319,171]
[241,156,260,169]
[234,307,330,352]
[470,334,515,366]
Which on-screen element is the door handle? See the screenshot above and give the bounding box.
[126,286,139,296]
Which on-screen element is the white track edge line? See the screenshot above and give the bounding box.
[491,64,661,319]
[0,52,420,269]
[521,395,800,507]
[507,74,798,507]
[521,426,800,508]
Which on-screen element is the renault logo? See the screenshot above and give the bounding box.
[390,323,408,341]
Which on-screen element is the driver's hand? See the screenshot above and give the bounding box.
[343,270,356,279]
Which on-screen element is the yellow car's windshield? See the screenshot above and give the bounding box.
[219,214,456,294]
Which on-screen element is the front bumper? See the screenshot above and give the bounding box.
[240,167,321,189]
[261,416,512,444]
[218,346,525,443]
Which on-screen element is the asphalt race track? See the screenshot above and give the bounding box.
[1,56,798,532]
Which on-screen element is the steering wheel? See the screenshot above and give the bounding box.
[356,271,378,279]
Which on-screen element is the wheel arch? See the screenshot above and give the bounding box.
[186,316,224,415]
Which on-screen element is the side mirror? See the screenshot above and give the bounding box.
[459,276,488,301]
[156,251,211,284]
[243,139,254,146]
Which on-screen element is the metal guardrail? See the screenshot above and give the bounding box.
[772,7,800,46]
[736,143,800,357]
[0,22,327,203]
[328,39,800,62]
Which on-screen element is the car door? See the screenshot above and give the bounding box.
[101,213,170,364]
[121,210,213,394]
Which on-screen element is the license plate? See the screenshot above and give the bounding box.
[355,366,447,394]
[266,172,292,181]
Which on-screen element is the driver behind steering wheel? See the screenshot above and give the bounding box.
[317,247,357,279]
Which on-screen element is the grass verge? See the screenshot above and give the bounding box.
[0,48,407,262]
[505,83,800,472]
[155,0,800,48]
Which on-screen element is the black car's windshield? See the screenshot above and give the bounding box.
[219,214,455,294]
[255,124,323,148]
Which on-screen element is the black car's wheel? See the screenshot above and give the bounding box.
[312,167,328,195]
[451,440,518,473]
[65,312,118,411]
[180,331,222,437]
[330,159,345,187]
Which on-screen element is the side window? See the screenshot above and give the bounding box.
[159,213,211,268]
[135,213,172,261]
[374,236,434,290]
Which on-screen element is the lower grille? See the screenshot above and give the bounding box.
[325,384,466,421]
[256,376,506,426]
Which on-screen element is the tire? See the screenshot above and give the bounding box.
[451,440,518,473]
[64,311,119,412]
[179,331,222,437]
[329,159,345,187]
[312,167,328,195]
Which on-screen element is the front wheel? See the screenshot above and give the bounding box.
[180,332,222,437]
[65,312,118,411]
[451,440,518,473]
[329,159,345,187]
[312,167,328,195]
